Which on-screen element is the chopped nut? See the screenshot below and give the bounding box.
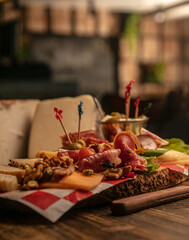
[27,180,39,189]
[21,180,39,190]
[23,164,33,174]
[53,165,75,177]
[83,169,94,176]
[20,155,75,190]
[35,163,44,181]
[103,168,123,180]
[60,156,73,167]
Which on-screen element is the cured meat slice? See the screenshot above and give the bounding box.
[78,149,121,172]
[140,128,169,147]
[62,130,108,147]
[113,131,147,171]
[137,135,157,150]
[62,130,96,141]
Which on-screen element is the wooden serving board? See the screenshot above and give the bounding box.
[75,167,189,208]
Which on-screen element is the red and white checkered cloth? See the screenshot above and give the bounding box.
[0,164,188,222]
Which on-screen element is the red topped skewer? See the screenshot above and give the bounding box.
[125,80,135,119]
[134,96,140,118]
[54,107,72,145]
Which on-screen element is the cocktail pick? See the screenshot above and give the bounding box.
[78,101,83,139]
[91,94,104,119]
[54,107,72,145]
[125,80,135,119]
[134,96,140,118]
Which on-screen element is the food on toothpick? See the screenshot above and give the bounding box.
[99,81,151,141]
[29,95,104,158]
[0,95,188,197]
[1,93,189,225]
[2,126,187,192]
[63,101,108,150]
[62,130,109,149]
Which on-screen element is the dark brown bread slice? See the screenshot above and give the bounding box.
[76,168,188,208]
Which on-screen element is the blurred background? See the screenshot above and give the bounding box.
[0,0,189,141]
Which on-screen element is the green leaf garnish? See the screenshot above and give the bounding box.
[135,158,160,174]
[163,138,189,154]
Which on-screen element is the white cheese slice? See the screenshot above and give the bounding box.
[28,95,103,158]
[0,100,39,165]
[154,150,189,165]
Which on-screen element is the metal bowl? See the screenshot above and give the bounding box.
[98,117,149,142]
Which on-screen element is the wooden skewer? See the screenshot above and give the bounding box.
[135,105,139,118]
[59,119,72,145]
[78,117,81,139]
[126,97,131,119]
[125,80,135,119]
[134,97,140,119]
[77,101,83,140]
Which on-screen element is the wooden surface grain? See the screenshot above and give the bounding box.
[0,180,189,240]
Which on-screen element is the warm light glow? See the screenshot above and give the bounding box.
[165,4,189,20]
[19,0,189,16]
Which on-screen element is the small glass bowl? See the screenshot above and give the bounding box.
[98,117,149,142]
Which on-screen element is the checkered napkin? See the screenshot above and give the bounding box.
[0,164,188,223]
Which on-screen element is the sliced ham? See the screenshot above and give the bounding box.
[140,128,169,147]
[78,149,121,172]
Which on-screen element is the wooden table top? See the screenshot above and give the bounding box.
[1,180,189,240]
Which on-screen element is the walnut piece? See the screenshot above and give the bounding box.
[21,155,75,190]
[104,168,123,180]
[103,165,132,180]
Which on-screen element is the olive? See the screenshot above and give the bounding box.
[67,142,83,150]
[74,139,86,147]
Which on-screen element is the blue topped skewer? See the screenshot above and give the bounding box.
[78,101,83,139]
